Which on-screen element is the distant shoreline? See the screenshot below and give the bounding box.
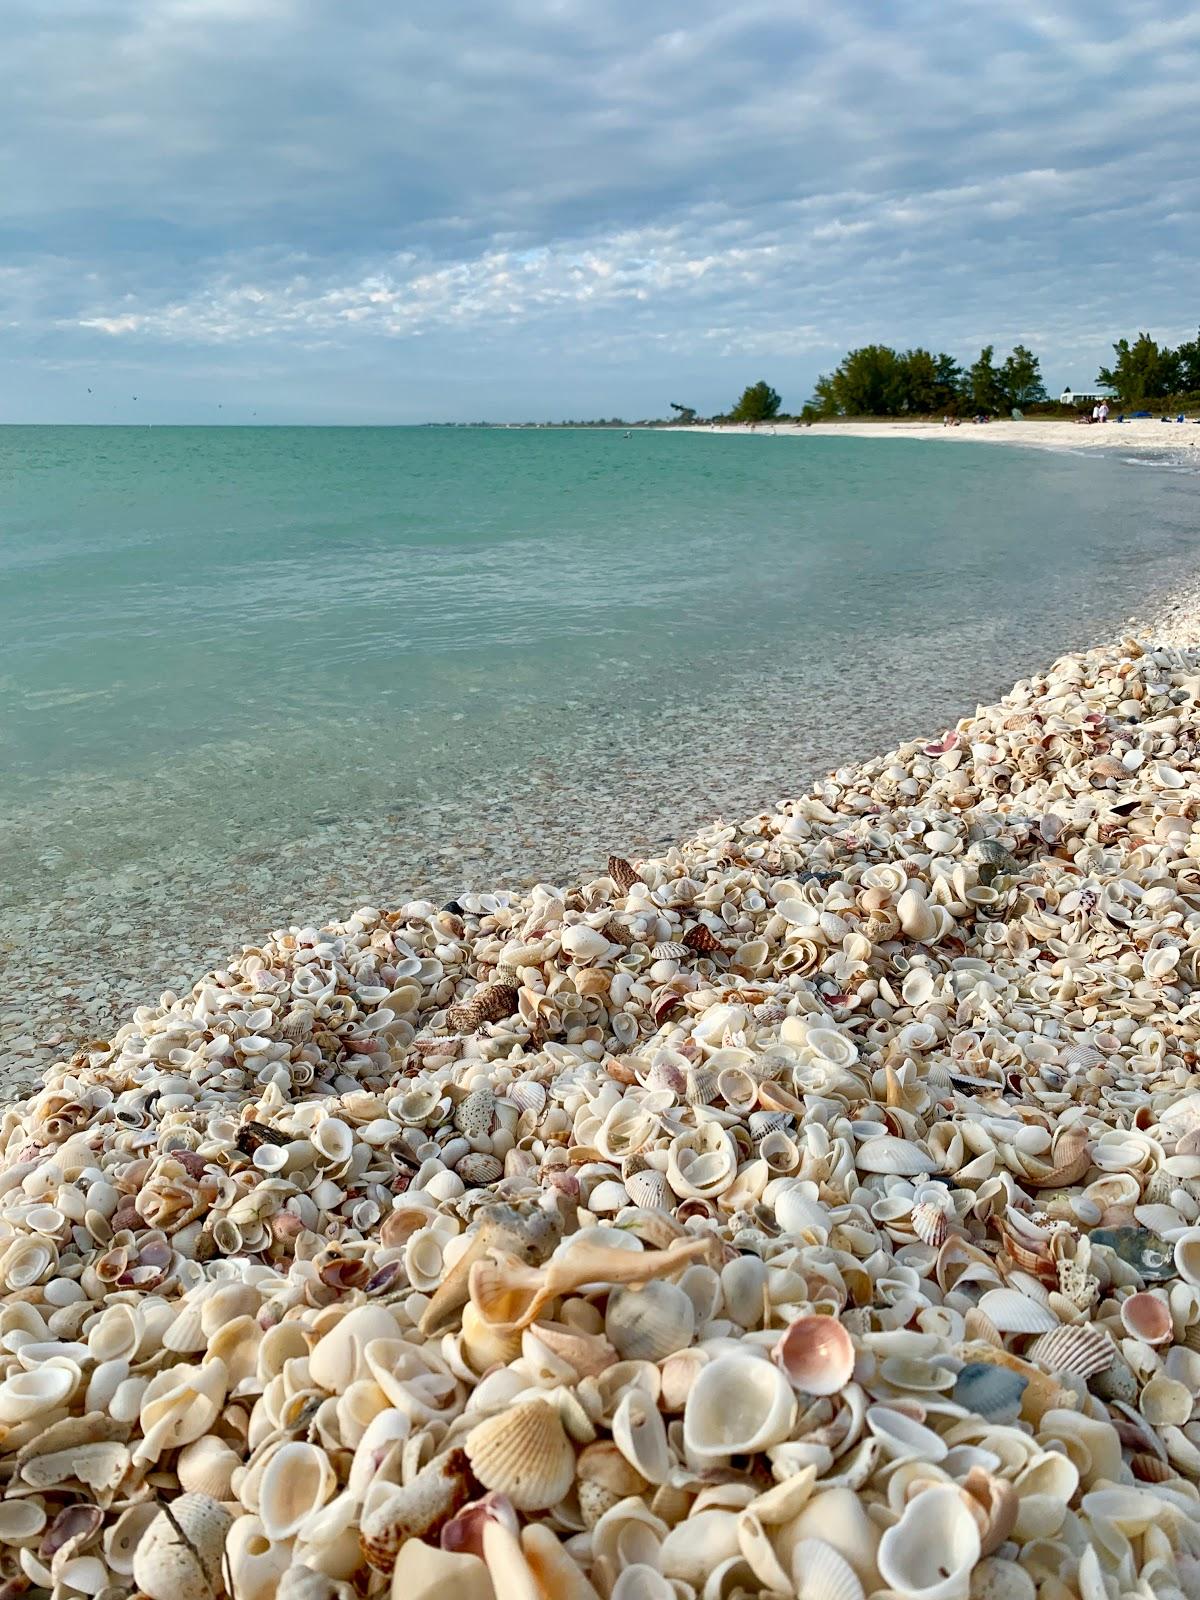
[666,417,1200,455]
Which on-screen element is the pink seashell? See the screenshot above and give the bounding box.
[773,1315,856,1396]
[1120,1291,1173,1346]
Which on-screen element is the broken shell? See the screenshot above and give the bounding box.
[131,1494,233,1600]
[683,1352,796,1459]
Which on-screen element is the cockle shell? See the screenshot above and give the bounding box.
[464,1397,576,1509]
[605,1280,695,1362]
[976,1288,1058,1335]
[1121,1291,1174,1344]
[853,1134,937,1176]
[793,1538,867,1600]
[131,1494,233,1600]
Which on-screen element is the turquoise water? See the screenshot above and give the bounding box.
[1,425,1198,1075]
[2,427,1197,898]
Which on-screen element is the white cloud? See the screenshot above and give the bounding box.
[0,0,1198,418]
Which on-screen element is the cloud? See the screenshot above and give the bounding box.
[1,0,1198,419]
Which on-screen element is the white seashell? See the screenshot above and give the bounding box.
[853,1133,937,1175]
[612,1385,672,1484]
[683,1352,796,1459]
[0,1363,76,1422]
[227,1513,291,1600]
[132,1494,233,1600]
[877,1484,981,1600]
[977,1288,1059,1335]
[562,924,610,962]
[0,1498,46,1543]
[177,1432,242,1500]
[659,1509,741,1585]
[104,1502,158,1576]
[793,1538,867,1600]
[606,1280,695,1362]
[388,1538,493,1600]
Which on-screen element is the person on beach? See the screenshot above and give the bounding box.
[1099,401,1109,423]
[1092,403,1100,422]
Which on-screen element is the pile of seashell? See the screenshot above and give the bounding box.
[8,634,1200,1600]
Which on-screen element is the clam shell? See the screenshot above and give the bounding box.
[258,1441,337,1541]
[877,1485,981,1600]
[176,1433,240,1500]
[464,1397,576,1510]
[1121,1291,1173,1345]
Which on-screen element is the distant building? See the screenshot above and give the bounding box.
[1059,385,1118,406]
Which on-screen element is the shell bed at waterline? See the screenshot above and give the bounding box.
[9,637,1200,1600]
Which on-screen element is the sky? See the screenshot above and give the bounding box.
[2,0,1198,423]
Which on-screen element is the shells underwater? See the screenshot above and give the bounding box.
[12,634,1200,1597]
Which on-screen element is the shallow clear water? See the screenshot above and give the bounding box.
[0,426,1196,1084]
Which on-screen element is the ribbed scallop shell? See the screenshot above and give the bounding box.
[176,1434,239,1500]
[977,1288,1059,1335]
[684,1070,720,1106]
[651,942,690,961]
[792,1538,866,1600]
[1026,1324,1115,1378]
[910,1202,949,1246]
[464,1398,576,1510]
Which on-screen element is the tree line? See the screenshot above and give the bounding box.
[803,343,1045,419]
[710,328,1200,424]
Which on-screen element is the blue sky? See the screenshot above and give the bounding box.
[2,0,1198,422]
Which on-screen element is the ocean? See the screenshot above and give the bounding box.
[1,425,1196,1081]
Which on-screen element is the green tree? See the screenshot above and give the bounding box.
[997,345,1046,408]
[1176,331,1200,393]
[1097,334,1181,401]
[897,348,963,413]
[730,380,782,422]
[809,345,905,416]
[967,346,1004,413]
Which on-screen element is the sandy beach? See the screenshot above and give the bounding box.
[682,418,1200,455]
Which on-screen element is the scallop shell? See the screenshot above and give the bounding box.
[976,1288,1059,1335]
[131,1494,232,1600]
[464,1397,576,1510]
[176,1433,240,1500]
[792,1538,866,1600]
[1026,1324,1115,1378]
